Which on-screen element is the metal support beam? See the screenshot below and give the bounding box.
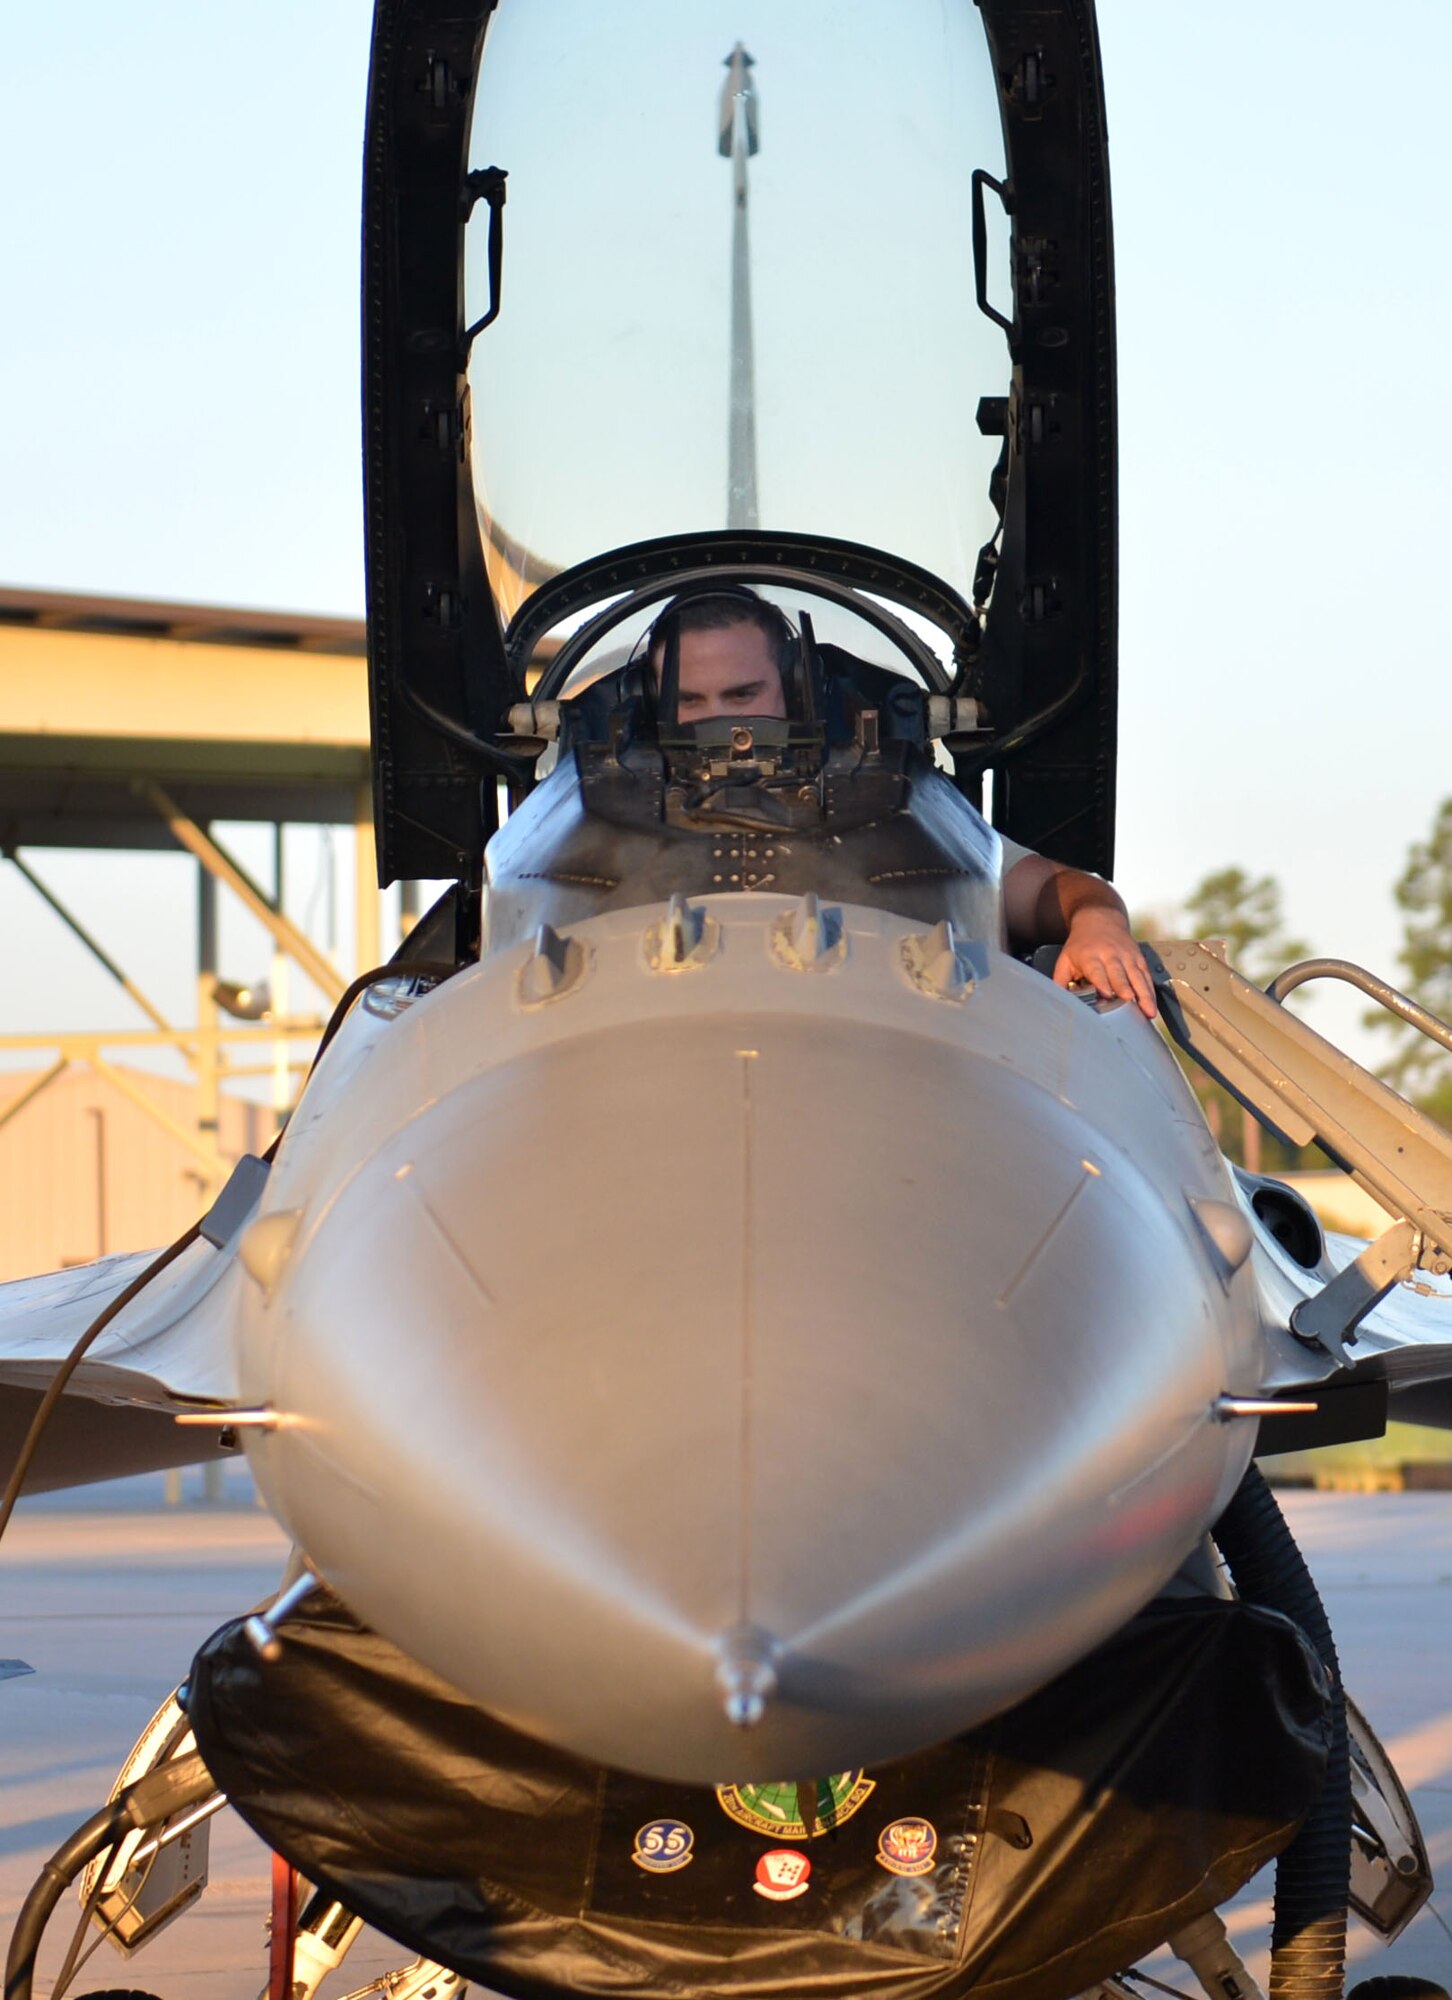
[0,1058,68,1136]
[271,824,290,1125]
[6,850,182,1042]
[197,863,222,1185]
[90,1053,229,1177]
[354,783,381,973]
[87,1105,107,1259]
[0,1023,323,1055]
[137,779,346,1003]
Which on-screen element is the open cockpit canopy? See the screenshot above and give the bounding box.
[466,4,1010,618]
[364,0,1115,883]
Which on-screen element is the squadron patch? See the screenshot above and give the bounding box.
[876,1817,938,1877]
[631,1819,694,1872]
[715,1772,875,1839]
[753,1849,812,1901]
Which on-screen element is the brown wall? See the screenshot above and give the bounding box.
[0,1064,270,1281]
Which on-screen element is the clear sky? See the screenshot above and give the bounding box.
[1,0,1449,1063]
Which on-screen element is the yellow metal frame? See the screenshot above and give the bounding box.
[137,780,350,1004]
[0,587,386,1202]
[0,1021,325,1187]
[0,620,368,760]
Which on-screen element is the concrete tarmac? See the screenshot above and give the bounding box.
[3,1477,1452,1998]
[1,1473,404,2000]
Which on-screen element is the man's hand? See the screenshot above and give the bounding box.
[1002,853,1158,1019]
[1053,908,1157,1019]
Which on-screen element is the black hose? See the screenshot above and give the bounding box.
[4,1750,214,2000]
[4,1800,127,2000]
[1212,1465,1349,2000]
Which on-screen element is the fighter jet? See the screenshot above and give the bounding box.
[6,3,1452,1998]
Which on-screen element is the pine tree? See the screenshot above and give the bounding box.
[1368,799,1452,1126]
[1180,866,1309,986]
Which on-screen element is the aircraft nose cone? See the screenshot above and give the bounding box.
[243,957,1252,1782]
[714,1624,779,1728]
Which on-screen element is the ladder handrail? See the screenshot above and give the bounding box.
[1266,956,1452,1061]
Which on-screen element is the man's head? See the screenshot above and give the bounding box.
[647,590,790,722]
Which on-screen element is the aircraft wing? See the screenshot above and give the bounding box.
[0,1195,252,1495]
[1347,1246,1452,1426]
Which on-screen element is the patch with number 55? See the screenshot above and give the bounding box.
[631,1818,695,1872]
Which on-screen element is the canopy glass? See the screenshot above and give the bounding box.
[466,0,1011,620]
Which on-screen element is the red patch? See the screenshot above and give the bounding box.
[753,1848,812,1900]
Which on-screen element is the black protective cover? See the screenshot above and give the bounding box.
[189,1591,1328,2000]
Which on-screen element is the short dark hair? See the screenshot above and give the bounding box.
[646,588,792,674]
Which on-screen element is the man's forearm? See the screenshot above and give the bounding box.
[1002,853,1125,953]
[1033,867,1129,947]
[1001,854,1156,1017]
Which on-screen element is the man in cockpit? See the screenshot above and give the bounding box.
[652,589,1158,1020]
